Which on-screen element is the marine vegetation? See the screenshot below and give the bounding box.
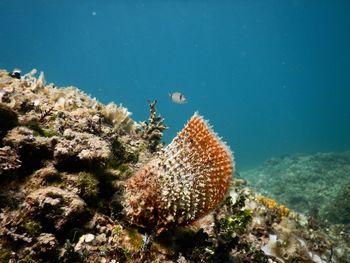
[256,195,290,218]
[0,69,349,262]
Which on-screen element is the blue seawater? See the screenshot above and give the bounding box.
[1,0,350,169]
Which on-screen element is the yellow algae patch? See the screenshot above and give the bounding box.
[256,195,290,217]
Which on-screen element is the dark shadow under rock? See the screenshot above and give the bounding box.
[0,103,18,139]
[156,227,213,261]
[3,126,57,174]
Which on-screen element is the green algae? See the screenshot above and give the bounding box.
[18,255,35,263]
[0,247,12,262]
[217,209,253,239]
[22,119,57,138]
[110,139,139,165]
[126,228,143,251]
[41,127,57,137]
[77,172,99,203]
[60,239,82,262]
[22,120,44,136]
[112,225,122,236]
[23,220,42,236]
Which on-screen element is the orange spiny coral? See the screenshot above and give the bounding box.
[123,112,234,231]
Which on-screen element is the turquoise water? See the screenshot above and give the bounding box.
[1,0,350,169]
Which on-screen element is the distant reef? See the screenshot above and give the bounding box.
[242,152,350,225]
[0,69,349,262]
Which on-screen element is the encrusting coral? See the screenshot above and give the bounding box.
[123,113,234,231]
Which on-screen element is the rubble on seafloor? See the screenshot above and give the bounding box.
[0,69,349,262]
[241,152,350,226]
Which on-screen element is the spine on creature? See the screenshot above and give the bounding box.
[122,113,234,231]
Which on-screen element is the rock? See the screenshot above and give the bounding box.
[31,233,58,258]
[3,126,36,146]
[54,129,111,169]
[3,126,55,150]
[25,186,86,231]
[0,146,21,175]
[3,127,57,172]
[74,233,96,252]
[84,233,95,243]
[25,166,60,191]
[95,233,107,243]
[0,103,18,138]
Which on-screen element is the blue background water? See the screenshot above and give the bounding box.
[1,0,350,169]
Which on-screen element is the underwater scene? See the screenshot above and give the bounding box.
[0,1,349,262]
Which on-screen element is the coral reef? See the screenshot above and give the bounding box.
[123,113,234,232]
[0,69,349,262]
[0,69,135,136]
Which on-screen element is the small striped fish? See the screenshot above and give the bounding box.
[169,92,187,104]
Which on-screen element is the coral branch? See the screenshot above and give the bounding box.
[140,100,167,152]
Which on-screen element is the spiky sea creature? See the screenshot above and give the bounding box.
[123,113,234,231]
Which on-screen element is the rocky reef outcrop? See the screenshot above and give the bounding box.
[0,69,349,262]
